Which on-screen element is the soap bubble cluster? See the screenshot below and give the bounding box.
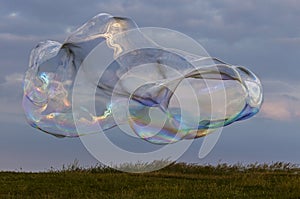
[23,13,263,146]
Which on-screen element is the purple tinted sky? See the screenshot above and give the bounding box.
[0,0,300,171]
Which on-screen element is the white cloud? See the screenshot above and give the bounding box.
[0,73,24,124]
[8,12,19,18]
[0,33,36,42]
[257,80,300,121]
[4,73,23,85]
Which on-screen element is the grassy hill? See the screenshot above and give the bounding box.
[1,162,300,198]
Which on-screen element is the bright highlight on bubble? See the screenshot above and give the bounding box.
[23,13,263,144]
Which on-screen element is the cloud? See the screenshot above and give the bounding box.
[7,12,19,18]
[4,73,23,85]
[1,0,299,43]
[0,0,299,123]
[257,80,300,121]
[260,98,296,121]
[0,72,23,93]
[274,37,300,45]
[0,73,24,124]
[0,33,54,42]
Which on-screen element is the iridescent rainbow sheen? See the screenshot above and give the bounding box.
[23,13,263,144]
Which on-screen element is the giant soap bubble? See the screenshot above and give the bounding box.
[23,13,263,145]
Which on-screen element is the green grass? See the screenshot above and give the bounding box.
[1,162,300,198]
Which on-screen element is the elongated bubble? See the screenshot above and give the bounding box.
[22,13,263,144]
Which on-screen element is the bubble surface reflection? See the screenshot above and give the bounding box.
[23,13,263,144]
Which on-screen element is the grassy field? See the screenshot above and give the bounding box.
[1,162,300,198]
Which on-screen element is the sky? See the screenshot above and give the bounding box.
[0,0,300,171]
